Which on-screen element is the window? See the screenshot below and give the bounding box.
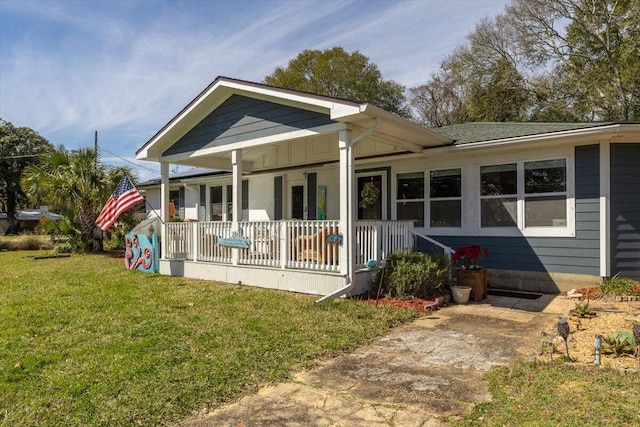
[430,168,461,227]
[524,159,567,227]
[480,163,517,227]
[396,172,424,226]
[480,158,568,230]
[169,190,180,219]
[209,186,223,221]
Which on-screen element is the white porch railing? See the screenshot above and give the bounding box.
[164,220,416,272]
[355,220,414,266]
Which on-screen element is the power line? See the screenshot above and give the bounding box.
[97,146,160,176]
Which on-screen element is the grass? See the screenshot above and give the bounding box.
[0,251,416,427]
[456,361,640,427]
[599,273,640,296]
[0,234,54,251]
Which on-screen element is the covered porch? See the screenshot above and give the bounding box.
[136,77,453,297]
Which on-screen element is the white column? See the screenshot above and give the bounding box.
[160,162,170,259]
[339,129,354,279]
[599,141,611,278]
[231,150,243,265]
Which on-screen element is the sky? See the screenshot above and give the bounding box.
[0,0,510,181]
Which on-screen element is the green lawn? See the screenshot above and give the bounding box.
[457,361,640,426]
[0,251,416,426]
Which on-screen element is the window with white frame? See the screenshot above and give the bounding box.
[480,163,517,227]
[524,159,567,227]
[429,168,462,227]
[480,158,567,229]
[396,172,424,227]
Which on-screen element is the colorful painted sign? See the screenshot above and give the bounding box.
[125,233,159,273]
[218,238,251,248]
[317,185,326,220]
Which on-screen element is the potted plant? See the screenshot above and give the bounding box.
[453,245,489,301]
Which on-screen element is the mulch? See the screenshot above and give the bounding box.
[362,296,441,315]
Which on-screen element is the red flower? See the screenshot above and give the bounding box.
[453,245,489,267]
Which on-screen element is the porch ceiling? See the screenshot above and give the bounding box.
[136,77,452,172]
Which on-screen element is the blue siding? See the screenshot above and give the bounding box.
[418,144,601,276]
[610,143,640,278]
[164,95,335,156]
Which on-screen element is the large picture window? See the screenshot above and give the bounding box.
[396,172,424,227]
[480,158,568,230]
[430,168,461,227]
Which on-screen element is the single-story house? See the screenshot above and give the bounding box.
[136,76,639,297]
[0,207,62,233]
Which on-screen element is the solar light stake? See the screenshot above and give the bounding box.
[557,318,570,360]
[594,334,602,366]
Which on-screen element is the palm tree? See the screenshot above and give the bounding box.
[21,146,132,252]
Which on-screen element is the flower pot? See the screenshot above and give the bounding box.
[451,286,472,304]
[456,268,487,301]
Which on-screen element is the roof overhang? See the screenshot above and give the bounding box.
[423,123,640,156]
[136,76,452,166]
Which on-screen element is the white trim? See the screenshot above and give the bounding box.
[427,167,463,230]
[159,123,347,164]
[394,170,425,227]
[599,142,610,277]
[472,155,574,238]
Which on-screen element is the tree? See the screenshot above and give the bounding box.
[21,146,133,252]
[264,47,410,117]
[0,119,52,234]
[507,0,640,121]
[409,71,464,127]
[409,0,640,124]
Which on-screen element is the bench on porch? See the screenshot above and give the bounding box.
[294,226,338,264]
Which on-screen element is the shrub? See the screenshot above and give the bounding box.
[373,249,450,299]
[599,274,640,296]
[105,227,126,251]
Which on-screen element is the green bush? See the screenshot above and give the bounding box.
[104,227,126,251]
[599,274,639,296]
[373,249,450,299]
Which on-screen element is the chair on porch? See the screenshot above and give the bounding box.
[295,226,338,264]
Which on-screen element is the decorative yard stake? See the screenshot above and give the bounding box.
[557,317,570,360]
[594,334,602,365]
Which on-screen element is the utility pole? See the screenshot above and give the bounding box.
[93,130,103,252]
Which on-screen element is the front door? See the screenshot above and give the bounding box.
[357,174,384,220]
[289,183,306,219]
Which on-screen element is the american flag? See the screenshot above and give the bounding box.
[95,175,145,231]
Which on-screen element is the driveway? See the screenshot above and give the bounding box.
[180,294,572,427]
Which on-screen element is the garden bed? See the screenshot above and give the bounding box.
[535,297,640,370]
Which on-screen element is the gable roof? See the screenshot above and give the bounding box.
[136,76,452,165]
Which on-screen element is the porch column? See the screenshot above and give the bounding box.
[231,149,242,265]
[160,162,170,259]
[339,129,355,280]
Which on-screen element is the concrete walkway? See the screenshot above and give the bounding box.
[180,294,573,427]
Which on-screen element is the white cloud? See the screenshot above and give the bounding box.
[1,0,510,179]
